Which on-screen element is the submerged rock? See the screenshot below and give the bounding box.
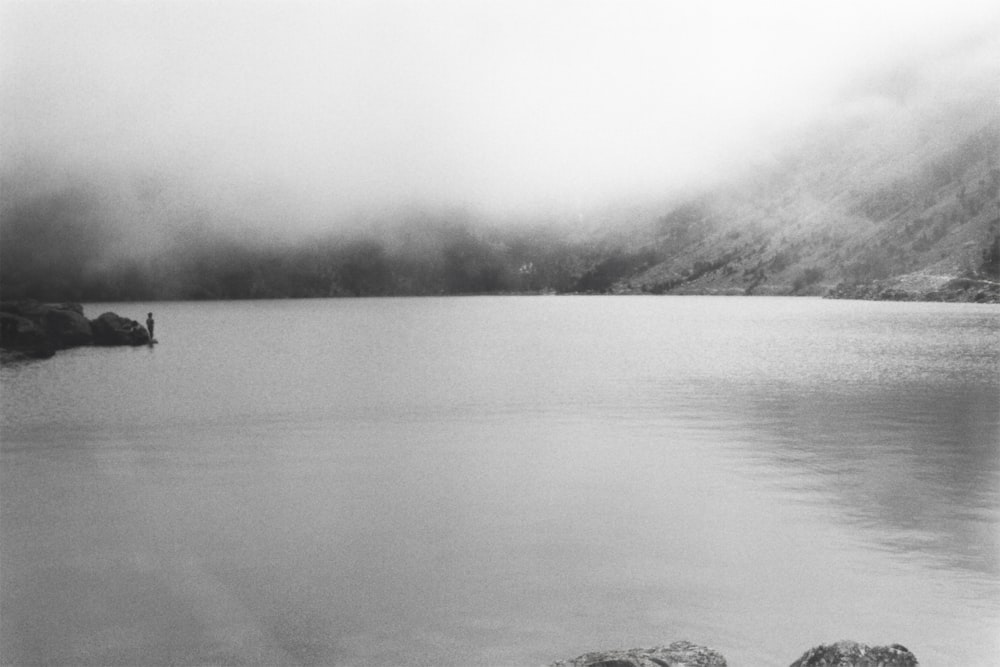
[551,641,727,667]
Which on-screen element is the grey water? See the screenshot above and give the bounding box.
[1,296,997,666]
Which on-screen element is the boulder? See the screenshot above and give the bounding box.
[90,311,151,346]
[550,640,918,667]
[0,312,44,343]
[789,640,918,667]
[551,641,727,667]
[0,314,55,359]
[0,301,90,354]
[43,303,93,346]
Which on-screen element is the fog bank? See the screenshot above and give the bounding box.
[1,0,998,285]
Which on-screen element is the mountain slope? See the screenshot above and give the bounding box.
[581,89,999,301]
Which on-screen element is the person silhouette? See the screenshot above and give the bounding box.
[146,312,155,340]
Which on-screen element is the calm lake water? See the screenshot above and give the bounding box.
[1,296,998,666]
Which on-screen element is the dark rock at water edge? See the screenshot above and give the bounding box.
[43,302,95,346]
[0,300,151,359]
[789,640,918,667]
[1,301,88,357]
[551,640,918,667]
[90,311,151,346]
[550,641,727,667]
[1,300,92,347]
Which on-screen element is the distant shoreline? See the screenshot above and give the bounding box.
[65,284,1000,303]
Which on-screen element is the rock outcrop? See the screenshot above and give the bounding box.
[90,311,151,346]
[551,641,727,667]
[40,301,95,346]
[789,640,918,667]
[0,300,151,359]
[551,641,918,667]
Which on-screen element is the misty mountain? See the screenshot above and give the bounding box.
[2,70,998,303]
[577,92,1000,300]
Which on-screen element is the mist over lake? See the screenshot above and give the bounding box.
[2,297,997,666]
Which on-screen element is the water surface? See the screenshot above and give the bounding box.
[2,296,998,665]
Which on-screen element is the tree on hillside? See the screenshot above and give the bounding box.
[981,235,1000,279]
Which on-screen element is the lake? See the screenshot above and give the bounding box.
[1,296,997,666]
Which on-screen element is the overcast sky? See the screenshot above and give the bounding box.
[2,0,998,236]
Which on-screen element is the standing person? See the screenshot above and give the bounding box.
[146,312,154,339]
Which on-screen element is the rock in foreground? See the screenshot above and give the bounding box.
[789,640,918,667]
[551,640,919,667]
[551,641,727,667]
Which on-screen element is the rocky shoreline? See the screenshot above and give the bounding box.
[551,639,918,667]
[0,300,152,360]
